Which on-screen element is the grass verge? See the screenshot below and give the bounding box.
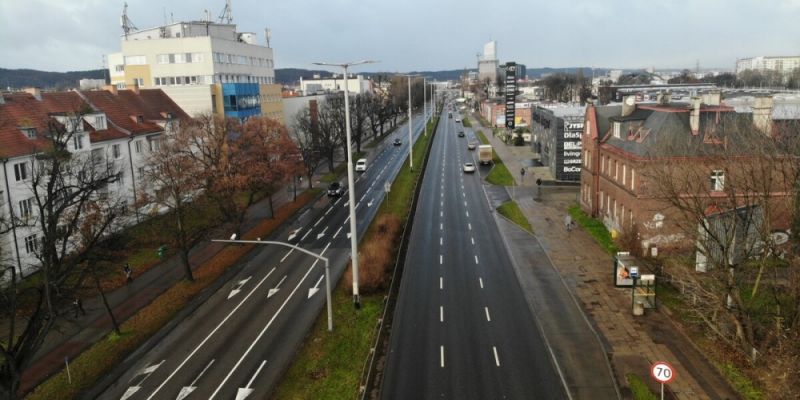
[26,190,320,400]
[461,118,472,127]
[497,201,533,233]
[627,374,657,400]
[716,362,764,400]
[273,118,436,399]
[567,204,618,254]
[473,128,514,185]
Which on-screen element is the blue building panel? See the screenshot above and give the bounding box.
[222,83,261,120]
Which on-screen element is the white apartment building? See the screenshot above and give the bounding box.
[735,55,800,76]
[108,16,281,120]
[299,75,372,96]
[0,88,188,278]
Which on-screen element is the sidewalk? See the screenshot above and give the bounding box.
[467,114,739,399]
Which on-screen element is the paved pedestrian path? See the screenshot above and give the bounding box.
[467,113,739,400]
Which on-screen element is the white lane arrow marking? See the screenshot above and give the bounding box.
[317,227,328,240]
[235,360,266,400]
[176,359,215,400]
[268,276,287,298]
[347,232,352,239]
[228,277,252,299]
[308,274,324,298]
[287,229,300,241]
[122,360,164,400]
[367,199,373,207]
[209,243,331,399]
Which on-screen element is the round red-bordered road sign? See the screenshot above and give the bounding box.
[651,361,675,384]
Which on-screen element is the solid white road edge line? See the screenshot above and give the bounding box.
[208,242,330,399]
[144,266,276,400]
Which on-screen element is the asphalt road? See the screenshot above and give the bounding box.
[99,111,429,400]
[380,106,568,399]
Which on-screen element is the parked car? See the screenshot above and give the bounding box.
[467,141,478,150]
[393,138,402,146]
[463,162,476,173]
[355,158,368,172]
[327,182,345,197]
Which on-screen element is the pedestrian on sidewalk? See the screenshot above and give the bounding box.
[564,215,573,233]
[124,263,133,283]
[73,296,86,318]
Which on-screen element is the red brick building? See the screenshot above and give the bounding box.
[580,93,795,254]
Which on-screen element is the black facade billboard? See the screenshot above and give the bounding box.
[505,62,517,129]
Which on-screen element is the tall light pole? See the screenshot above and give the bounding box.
[423,77,427,137]
[401,74,420,171]
[313,60,377,308]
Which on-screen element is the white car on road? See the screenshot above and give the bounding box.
[355,158,367,172]
[463,162,476,173]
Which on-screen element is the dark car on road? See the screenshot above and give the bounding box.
[458,130,465,137]
[393,138,402,146]
[327,182,345,197]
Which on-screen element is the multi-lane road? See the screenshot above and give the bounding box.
[381,106,568,399]
[100,112,429,400]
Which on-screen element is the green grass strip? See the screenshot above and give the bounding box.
[716,362,764,400]
[461,118,472,127]
[496,201,533,233]
[567,205,618,254]
[626,374,658,400]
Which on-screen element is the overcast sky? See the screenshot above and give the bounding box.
[2,0,799,74]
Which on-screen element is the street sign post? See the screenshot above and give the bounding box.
[651,361,675,400]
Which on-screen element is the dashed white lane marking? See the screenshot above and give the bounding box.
[440,223,443,230]
[313,217,323,227]
[479,278,484,289]
[464,201,467,207]
[441,201,444,207]
[466,211,469,218]
[485,307,492,322]
[333,226,343,238]
[471,237,475,245]
[440,306,444,322]
[440,237,443,245]
[468,223,472,230]
[439,255,443,265]
[440,346,445,368]
[280,249,294,262]
[474,255,479,264]
[493,346,500,366]
[440,277,443,289]
[440,211,443,217]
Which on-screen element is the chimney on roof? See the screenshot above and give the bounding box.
[690,96,701,135]
[104,85,118,95]
[702,91,721,107]
[752,95,774,136]
[23,87,42,101]
[621,95,636,117]
[657,91,671,105]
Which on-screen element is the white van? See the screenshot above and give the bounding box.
[355,158,367,172]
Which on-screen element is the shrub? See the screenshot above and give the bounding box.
[344,214,401,293]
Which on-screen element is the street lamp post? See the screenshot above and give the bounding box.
[213,239,333,331]
[423,77,427,137]
[313,60,377,308]
[401,74,420,171]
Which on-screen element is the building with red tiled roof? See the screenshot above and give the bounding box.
[580,93,797,261]
[1,87,189,277]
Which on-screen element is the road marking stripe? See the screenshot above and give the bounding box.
[485,307,491,322]
[190,359,215,386]
[280,249,293,262]
[440,211,443,217]
[479,277,484,289]
[474,255,479,264]
[440,306,443,322]
[313,217,323,227]
[468,223,472,230]
[247,360,267,388]
[440,346,445,368]
[439,255,443,265]
[466,211,469,218]
[208,243,330,399]
[440,237,442,245]
[144,267,276,399]
[440,223,443,230]
[439,277,443,289]
[471,237,475,245]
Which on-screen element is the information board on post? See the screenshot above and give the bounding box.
[505,62,517,129]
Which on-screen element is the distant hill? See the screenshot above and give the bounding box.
[0,68,106,90]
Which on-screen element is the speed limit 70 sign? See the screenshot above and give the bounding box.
[651,361,675,384]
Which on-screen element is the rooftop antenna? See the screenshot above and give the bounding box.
[219,0,233,24]
[121,2,138,39]
[265,28,272,47]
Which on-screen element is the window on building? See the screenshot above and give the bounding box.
[96,115,106,130]
[112,144,121,159]
[157,54,170,64]
[24,234,38,254]
[134,140,143,154]
[622,164,627,185]
[169,77,176,85]
[73,134,84,150]
[19,197,34,219]
[124,55,147,65]
[14,162,29,181]
[117,171,125,187]
[21,127,37,139]
[710,170,725,191]
[192,53,203,63]
[174,53,186,64]
[613,122,621,138]
[631,169,635,191]
[599,190,604,209]
[601,156,605,173]
[149,137,162,152]
[115,65,125,72]
[137,166,145,179]
[134,78,144,87]
[614,160,618,180]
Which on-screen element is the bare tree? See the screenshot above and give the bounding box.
[292,109,324,187]
[0,114,123,399]
[140,125,203,282]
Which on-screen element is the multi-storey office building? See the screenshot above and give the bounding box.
[531,104,585,182]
